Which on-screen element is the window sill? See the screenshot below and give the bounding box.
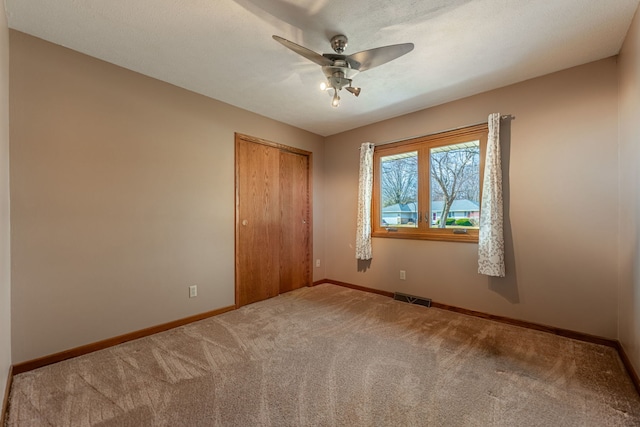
[371,230,479,243]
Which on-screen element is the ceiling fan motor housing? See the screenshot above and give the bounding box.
[322,64,359,90]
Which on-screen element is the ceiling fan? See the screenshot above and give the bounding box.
[272,34,414,108]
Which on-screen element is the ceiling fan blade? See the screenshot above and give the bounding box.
[347,43,414,72]
[272,35,333,67]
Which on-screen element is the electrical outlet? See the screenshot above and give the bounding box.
[189,285,197,298]
[400,270,406,280]
[316,259,321,267]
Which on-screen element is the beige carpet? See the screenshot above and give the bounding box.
[6,284,640,426]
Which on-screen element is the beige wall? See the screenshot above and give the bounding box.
[9,31,325,363]
[0,2,12,402]
[619,6,640,376]
[325,58,619,339]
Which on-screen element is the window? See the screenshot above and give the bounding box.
[372,124,488,242]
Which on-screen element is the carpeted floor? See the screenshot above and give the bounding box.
[6,284,640,426]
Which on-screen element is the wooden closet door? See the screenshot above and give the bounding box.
[279,151,310,293]
[235,137,280,307]
[235,133,312,308]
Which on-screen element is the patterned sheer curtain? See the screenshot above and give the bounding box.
[356,142,374,260]
[478,113,505,276]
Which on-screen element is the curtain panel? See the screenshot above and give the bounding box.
[478,113,505,277]
[356,142,374,260]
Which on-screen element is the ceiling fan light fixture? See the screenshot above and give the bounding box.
[331,91,340,108]
[346,86,361,97]
[320,81,328,91]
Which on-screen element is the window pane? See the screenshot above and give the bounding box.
[380,151,418,228]
[430,141,480,229]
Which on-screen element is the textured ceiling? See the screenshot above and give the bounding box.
[5,0,640,136]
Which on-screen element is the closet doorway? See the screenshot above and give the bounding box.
[235,133,312,307]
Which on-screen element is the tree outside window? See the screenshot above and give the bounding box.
[430,141,480,228]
